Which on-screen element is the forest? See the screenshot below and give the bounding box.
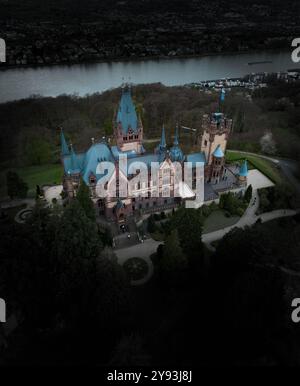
[1,79,300,170]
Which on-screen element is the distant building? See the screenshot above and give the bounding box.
[61,85,248,224]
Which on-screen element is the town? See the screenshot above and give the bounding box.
[1,0,299,68]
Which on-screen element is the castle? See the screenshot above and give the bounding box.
[61,86,248,224]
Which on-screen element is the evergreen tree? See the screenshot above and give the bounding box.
[76,178,95,221]
[169,207,203,256]
[53,200,101,263]
[147,215,156,233]
[244,184,253,203]
[159,229,188,283]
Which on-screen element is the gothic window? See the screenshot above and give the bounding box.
[163,176,169,185]
[204,140,208,146]
[129,136,133,140]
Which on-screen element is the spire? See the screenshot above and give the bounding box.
[116,86,138,134]
[170,124,184,162]
[160,125,166,149]
[60,128,70,156]
[173,124,179,146]
[239,159,248,177]
[70,144,80,172]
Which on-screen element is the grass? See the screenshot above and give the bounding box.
[225,151,283,185]
[0,163,63,198]
[203,209,240,234]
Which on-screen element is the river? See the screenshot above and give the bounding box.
[0,50,299,104]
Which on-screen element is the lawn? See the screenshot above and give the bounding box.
[203,209,240,234]
[0,163,63,198]
[225,151,283,185]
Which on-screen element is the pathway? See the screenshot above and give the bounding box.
[202,188,298,247]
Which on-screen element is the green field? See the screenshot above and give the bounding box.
[0,164,63,198]
[225,151,283,185]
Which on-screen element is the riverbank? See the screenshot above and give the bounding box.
[0,50,297,104]
[0,48,291,72]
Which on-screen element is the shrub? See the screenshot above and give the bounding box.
[236,207,245,217]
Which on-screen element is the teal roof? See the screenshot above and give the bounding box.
[156,126,166,150]
[173,125,179,146]
[111,145,137,159]
[239,160,248,177]
[170,125,184,162]
[212,112,223,123]
[116,88,138,134]
[82,142,115,183]
[213,145,224,158]
[186,152,206,165]
[70,145,81,173]
[60,130,70,156]
[160,126,166,148]
[127,154,159,175]
[155,126,167,161]
[63,153,85,174]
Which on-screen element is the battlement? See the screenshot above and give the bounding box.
[202,113,232,134]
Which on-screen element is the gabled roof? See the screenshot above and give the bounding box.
[116,87,138,134]
[213,145,224,158]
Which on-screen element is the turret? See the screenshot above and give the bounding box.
[238,159,248,185]
[209,144,225,183]
[170,124,185,162]
[155,125,167,161]
[60,128,70,157]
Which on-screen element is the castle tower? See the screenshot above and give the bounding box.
[210,144,225,183]
[199,112,232,166]
[238,159,248,186]
[114,85,144,154]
